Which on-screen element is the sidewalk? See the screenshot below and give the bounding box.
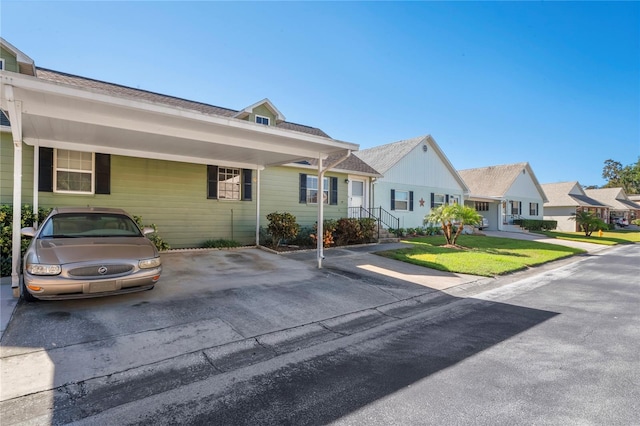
[0,276,17,342]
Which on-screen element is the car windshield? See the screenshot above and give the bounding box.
[39,213,144,238]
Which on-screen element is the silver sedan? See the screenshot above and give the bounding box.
[21,207,162,301]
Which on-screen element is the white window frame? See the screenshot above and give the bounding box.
[218,167,241,200]
[53,149,95,194]
[529,202,538,216]
[255,115,270,126]
[395,190,409,211]
[433,193,446,208]
[306,175,329,204]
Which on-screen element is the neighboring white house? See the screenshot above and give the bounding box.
[458,162,547,232]
[541,181,609,232]
[585,187,640,224]
[353,135,469,229]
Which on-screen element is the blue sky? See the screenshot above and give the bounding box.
[2,1,638,187]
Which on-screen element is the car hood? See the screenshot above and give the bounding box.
[32,237,158,265]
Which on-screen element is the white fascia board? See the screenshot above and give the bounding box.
[24,138,261,169]
[281,162,380,177]
[0,72,358,153]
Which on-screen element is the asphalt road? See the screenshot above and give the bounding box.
[46,243,640,425]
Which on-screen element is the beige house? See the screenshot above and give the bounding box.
[541,182,609,232]
[458,162,547,232]
[584,188,640,224]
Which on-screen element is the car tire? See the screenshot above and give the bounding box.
[20,278,39,303]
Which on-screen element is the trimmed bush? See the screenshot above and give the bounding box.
[266,212,300,249]
[1,204,52,277]
[133,216,170,251]
[202,239,240,249]
[513,219,558,231]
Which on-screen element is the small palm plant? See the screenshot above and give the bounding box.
[569,211,606,236]
[425,204,482,247]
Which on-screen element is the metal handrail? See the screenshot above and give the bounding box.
[348,206,400,237]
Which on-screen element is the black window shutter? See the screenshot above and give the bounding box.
[38,147,54,192]
[390,189,396,211]
[95,153,111,194]
[242,169,252,201]
[445,194,449,204]
[207,165,218,199]
[430,192,435,208]
[330,177,338,205]
[299,174,307,203]
[409,191,414,211]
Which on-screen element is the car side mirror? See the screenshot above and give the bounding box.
[142,227,155,235]
[21,227,36,237]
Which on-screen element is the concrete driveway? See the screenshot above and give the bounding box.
[1,244,488,403]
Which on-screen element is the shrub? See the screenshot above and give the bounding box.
[334,218,363,246]
[266,212,300,249]
[202,239,240,249]
[633,219,640,226]
[513,219,558,231]
[310,219,336,248]
[1,204,52,277]
[133,216,170,251]
[358,218,377,242]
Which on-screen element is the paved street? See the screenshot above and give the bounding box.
[1,242,638,424]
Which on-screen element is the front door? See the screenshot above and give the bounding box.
[348,178,366,218]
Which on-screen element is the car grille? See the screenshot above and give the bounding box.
[68,264,133,277]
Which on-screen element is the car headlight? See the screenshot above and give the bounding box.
[26,264,62,275]
[139,257,161,269]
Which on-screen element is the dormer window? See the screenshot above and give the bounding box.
[255,115,270,126]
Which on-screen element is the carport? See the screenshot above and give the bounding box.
[1,65,357,295]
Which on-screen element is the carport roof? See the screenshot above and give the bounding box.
[1,67,358,169]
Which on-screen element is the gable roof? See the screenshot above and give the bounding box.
[585,187,640,211]
[458,162,548,202]
[34,68,330,138]
[295,153,382,176]
[541,181,608,208]
[233,98,286,123]
[354,134,469,192]
[0,38,35,75]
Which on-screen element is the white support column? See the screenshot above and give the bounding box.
[317,156,324,268]
[33,141,39,229]
[5,85,24,296]
[255,167,261,246]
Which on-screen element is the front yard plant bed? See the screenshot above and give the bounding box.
[376,235,585,277]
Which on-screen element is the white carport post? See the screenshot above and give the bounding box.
[5,84,23,296]
[255,167,262,246]
[317,150,351,269]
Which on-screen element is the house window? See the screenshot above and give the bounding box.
[449,195,459,205]
[306,175,329,204]
[395,190,409,211]
[0,59,4,71]
[510,201,521,215]
[54,149,94,194]
[218,167,241,200]
[475,202,489,212]
[530,202,539,216]
[255,115,270,126]
[433,194,445,208]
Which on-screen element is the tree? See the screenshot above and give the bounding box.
[602,157,640,194]
[568,210,606,237]
[425,204,482,247]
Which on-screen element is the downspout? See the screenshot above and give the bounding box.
[5,84,23,297]
[317,150,351,268]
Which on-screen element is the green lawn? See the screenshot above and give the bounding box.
[538,230,640,245]
[376,235,585,277]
